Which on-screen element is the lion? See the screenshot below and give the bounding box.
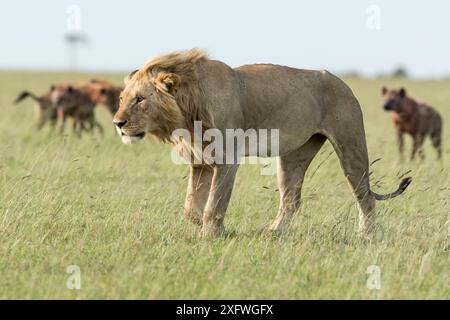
[113,49,412,238]
[14,88,57,130]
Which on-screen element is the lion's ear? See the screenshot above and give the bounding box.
[154,72,180,95]
[124,69,139,85]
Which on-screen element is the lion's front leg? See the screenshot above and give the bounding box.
[201,164,239,238]
[184,165,213,226]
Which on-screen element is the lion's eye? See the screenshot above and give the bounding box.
[136,96,145,104]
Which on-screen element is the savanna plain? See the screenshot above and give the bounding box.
[0,71,449,299]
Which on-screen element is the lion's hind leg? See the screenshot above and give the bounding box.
[269,134,326,232]
[324,127,376,236]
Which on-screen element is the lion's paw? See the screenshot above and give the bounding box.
[200,224,225,238]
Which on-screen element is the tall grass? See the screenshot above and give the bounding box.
[0,72,448,299]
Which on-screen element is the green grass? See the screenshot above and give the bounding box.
[0,71,449,299]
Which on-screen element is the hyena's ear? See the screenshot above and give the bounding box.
[50,84,55,91]
[381,86,388,95]
[399,87,406,98]
[153,72,181,95]
[124,69,139,85]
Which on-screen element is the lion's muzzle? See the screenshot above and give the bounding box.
[120,134,145,145]
[113,119,145,145]
[113,119,127,129]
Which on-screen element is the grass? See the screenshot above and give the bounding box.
[0,71,449,299]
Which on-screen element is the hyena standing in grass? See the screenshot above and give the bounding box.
[381,87,443,161]
[86,79,123,115]
[14,89,57,130]
[15,80,121,136]
[49,83,104,136]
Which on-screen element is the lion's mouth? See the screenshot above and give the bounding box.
[120,132,146,145]
[134,132,146,138]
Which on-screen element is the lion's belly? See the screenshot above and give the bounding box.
[237,127,318,158]
[240,98,323,157]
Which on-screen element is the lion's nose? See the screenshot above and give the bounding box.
[114,119,127,129]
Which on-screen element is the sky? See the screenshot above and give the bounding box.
[1,0,450,78]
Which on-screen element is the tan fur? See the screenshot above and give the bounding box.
[116,49,213,142]
[114,49,411,238]
[137,49,213,131]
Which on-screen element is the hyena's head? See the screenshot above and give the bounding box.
[88,79,123,115]
[50,84,77,108]
[381,87,406,112]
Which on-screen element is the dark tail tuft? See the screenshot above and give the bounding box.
[14,91,38,104]
[398,177,412,193]
[371,177,412,201]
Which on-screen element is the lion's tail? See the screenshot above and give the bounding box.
[371,177,412,200]
[14,91,39,104]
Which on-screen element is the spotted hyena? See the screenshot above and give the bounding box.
[381,87,443,160]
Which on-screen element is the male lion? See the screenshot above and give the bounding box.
[113,49,411,237]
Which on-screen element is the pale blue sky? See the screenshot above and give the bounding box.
[1,0,450,78]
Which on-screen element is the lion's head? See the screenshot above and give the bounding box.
[113,49,212,145]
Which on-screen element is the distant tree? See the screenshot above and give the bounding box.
[392,66,409,78]
[341,70,361,78]
[64,32,89,71]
